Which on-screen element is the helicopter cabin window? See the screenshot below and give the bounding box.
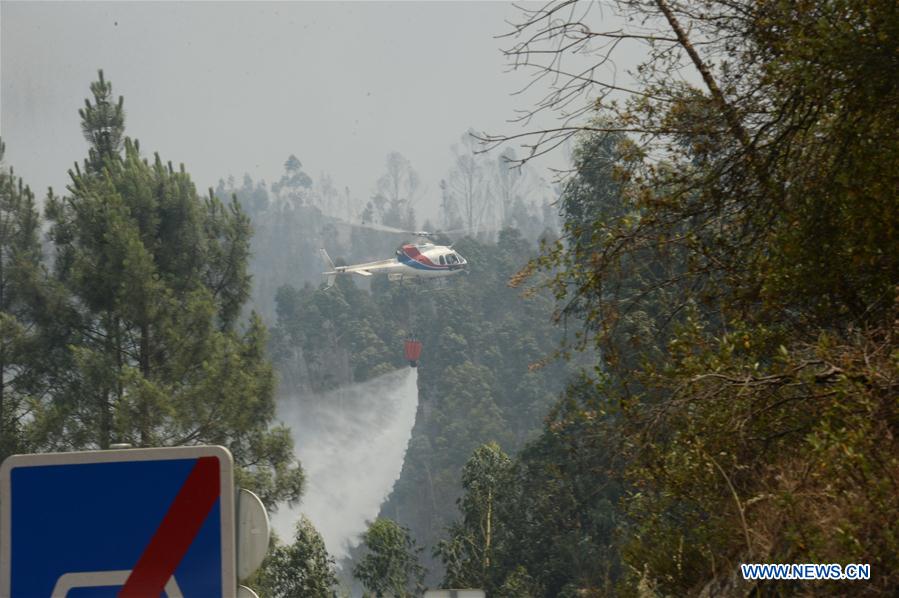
[445,254,457,265]
[439,255,446,265]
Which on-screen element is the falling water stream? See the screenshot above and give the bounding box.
[270,368,419,559]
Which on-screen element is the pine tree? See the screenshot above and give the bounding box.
[40,71,303,506]
[78,69,125,173]
[0,139,45,461]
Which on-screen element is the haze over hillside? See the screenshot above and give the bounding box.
[2,1,897,596]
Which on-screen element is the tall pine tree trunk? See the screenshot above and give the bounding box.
[99,313,113,449]
[114,315,124,445]
[139,321,150,446]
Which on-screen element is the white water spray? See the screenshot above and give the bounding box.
[271,367,419,559]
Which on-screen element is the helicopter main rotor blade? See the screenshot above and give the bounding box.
[434,226,504,238]
[350,219,505,242]
[355,221,417,235]
[354,220,444,240]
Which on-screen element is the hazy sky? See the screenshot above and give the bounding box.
[2,1,590,220]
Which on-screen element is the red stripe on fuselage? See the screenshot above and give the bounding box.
[402,244,440,267]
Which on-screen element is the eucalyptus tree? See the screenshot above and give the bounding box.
[353,518,426,598]
[436,442,513,592]
[496,0,899,593]
[446,131,492,235]
[272,154,313,210]
[377,152,420,231]
[254,516,338,598]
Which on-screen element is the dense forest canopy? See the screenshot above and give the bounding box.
[460,0,898,595]
[1,1,897,596]
[0,71,303,507]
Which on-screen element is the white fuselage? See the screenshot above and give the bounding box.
[329,243,468,282]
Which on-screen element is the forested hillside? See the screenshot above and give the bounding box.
[215,143,559,326]
[266,228,572,581]
[432,1,898,596]
[2,1,896,596]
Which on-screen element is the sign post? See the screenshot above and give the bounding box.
[236,488,270,581]
[1,445,236,597]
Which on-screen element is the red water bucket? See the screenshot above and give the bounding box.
[404,339,423,367]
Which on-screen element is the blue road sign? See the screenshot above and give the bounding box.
[1,446,236,597]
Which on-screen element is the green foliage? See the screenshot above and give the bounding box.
[253,516,338,598]
[272,155,313,206]
[270,277,405,392]
[0,138,45,461]
[353,518,425,598]
[495,566,543,598]
[78,69,125,171]
[436,442,513,591]
[272,228,568,581]
[505,390,623,595]
[439,386,623,596]
[214,167,385,325]
[506,0,899,595]
[32,72,302,507]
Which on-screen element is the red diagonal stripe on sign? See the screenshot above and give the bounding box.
[118,456,220,597]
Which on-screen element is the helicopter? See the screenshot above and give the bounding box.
[320,225,469,288]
